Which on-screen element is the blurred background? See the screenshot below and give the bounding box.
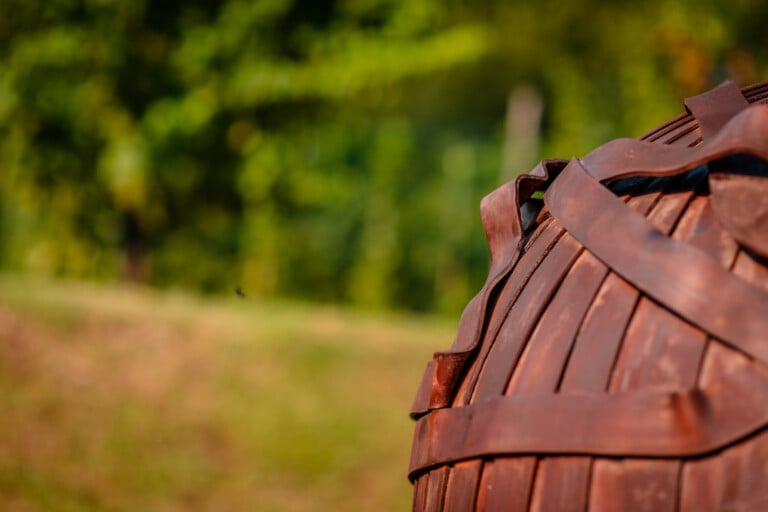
[0,0,766,510]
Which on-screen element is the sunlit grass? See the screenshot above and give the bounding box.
[0,275,456,511]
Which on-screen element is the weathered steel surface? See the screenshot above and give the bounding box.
[410,81,768,511]
[709,162,768,259]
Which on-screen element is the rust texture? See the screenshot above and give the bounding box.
[409,80,768,511]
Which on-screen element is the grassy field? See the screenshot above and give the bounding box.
[0,275,456,511]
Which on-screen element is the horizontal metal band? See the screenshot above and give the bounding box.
[409,358,768,479]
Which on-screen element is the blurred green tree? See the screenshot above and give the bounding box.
[0,0,765,312]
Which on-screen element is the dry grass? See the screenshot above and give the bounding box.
[0,275,455,511]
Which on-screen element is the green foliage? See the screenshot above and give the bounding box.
[0,0,766,312]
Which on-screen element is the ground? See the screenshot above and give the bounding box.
[0,275,454,512]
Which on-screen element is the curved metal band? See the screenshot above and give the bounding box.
[410,88,768,418]
[409,98,768,480]
[409,358,768,479]
[544,118,768,367]
[684,80,749,140]
[638,81,768,142]
[410,159,567,417]
[411,93,768,418]
[582,103,768,183]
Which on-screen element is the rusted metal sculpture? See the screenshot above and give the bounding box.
[409,80,768,511]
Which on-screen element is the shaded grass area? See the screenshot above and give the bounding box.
[0,276,456,511]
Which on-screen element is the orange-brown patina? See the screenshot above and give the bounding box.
[410,81,768,511]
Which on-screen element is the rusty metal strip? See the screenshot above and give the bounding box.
[680,342,768,511]
[679,454,726,512]
[663,121,701,146]
[504,249,607,395]
[731,245,768,295]
[641,81,765,143]
[480,170,663,402]
[442,460,482,512]
[475,458,536,511]
[544,158,768,368]
[412,96,768,418]
[529,457,590,512]
[462,188,657,407]
[450,218,562,407]
[447,229,582,509]
[590,188,729,510]
[591,460,680,512]
[409,357,768,478]
[470,233,583,401]
[419,104,766,407]
[678,252,768,511]
[410,160,568,417]
[412,472,429,511]
[533,175,701,511]
[750,91,768,104]
[642,113,692,142]
[743,81,768,96]
[708,163,768,259]
[608,299,707,393]
[684,81,749,140]
[581,103,768,182]
[672,195,739,269]
[680,250,768,511]
[558,272,637,393]
[423,465,449,511]
[470,241,613,510]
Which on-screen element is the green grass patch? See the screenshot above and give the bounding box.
[0,275,456,511]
